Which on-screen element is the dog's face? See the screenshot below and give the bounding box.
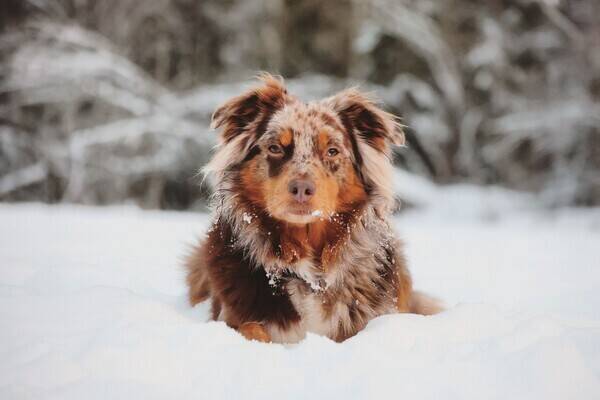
[206,74,404,225]
[242,105,367,224]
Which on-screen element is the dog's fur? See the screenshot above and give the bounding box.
[186,74,442,343]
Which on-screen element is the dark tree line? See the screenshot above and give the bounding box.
[1,0,599,209]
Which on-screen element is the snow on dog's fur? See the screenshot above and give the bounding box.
[186,74,442,343]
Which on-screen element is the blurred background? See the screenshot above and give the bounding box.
[1,0,599,213]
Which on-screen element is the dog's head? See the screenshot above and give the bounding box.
[205,74,404,225]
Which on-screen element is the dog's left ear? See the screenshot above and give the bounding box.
[326,88,404,151]
[326,88,404,214]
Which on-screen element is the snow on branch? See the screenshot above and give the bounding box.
[0,163,47,196]
[361,0,465,113]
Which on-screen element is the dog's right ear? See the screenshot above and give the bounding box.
[204,74,288,178]
[211,73,288,144]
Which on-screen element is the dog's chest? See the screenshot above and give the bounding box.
[270,259,396,343]
[287,283,333,337]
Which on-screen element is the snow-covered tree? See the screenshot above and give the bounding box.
[1,0,598,208]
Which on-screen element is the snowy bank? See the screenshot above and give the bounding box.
[1,203,600,399]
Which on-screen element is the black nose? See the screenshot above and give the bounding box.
[288,179,316,203]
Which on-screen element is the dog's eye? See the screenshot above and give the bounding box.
[268,144,283,154]
[327,147,339,157]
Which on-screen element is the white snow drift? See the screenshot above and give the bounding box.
[1,203,600,399]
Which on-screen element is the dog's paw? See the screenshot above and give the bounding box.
[238,322,271,343]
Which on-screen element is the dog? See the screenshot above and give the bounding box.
[186,74,442,343]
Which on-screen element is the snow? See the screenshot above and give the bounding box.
[242,212,254,224]
[2,202,600,399]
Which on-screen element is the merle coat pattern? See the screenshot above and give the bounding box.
[186,74,441,343]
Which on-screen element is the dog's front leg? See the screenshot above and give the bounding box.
[238,322,271,342]
[203,221,302,343]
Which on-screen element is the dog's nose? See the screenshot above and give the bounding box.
[288,179,316,203]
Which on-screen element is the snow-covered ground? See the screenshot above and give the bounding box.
[2,202,600,399]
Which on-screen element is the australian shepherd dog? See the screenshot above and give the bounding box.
[186,74,442,343]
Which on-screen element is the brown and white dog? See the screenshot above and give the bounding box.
[186,74,441,343]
